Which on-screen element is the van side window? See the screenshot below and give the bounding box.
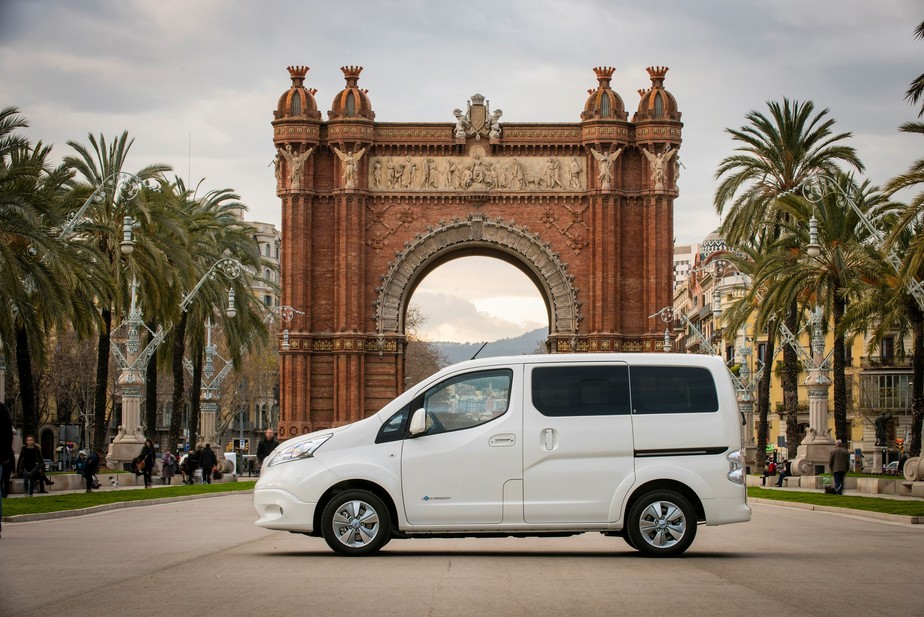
[630,366,719,414]
[422,369,512,434]
[376,404,410,443]
[532,365,630,416]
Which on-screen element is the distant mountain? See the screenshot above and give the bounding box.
[433,327,547,365]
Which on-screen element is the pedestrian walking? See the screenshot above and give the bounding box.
[15,435,44,496]
[83,449,100,492]
[256,428,278,471]
[199,443,218,484]
[137,439,156,488]
[829,439,849,495]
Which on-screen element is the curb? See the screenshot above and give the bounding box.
[2,490,254,523]
[750,497,922,524]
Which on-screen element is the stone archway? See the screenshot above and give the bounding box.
[272,65,682,434]
[374,214,580,344]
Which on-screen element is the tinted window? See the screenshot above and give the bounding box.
[532,365,630,417]
[630,366,718,414]
[376,404,410,443]
[423,369,512,434]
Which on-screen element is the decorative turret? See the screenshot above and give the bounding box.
[634,66,681,121]
[274,65,321,120]
[329,66,375,120]
[581,66,627,121]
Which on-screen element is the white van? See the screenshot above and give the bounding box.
[253,353,751,557]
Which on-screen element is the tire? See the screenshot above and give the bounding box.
[626,490,697,557]
[321,489,392,556]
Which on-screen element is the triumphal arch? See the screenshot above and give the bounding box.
[272,64,682,436]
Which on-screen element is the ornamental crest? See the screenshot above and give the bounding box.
[453,93,502,141]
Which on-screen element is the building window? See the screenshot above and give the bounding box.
[264,295,272,307]
[757,343,767,366]
[600,95,610,117]
[881,337,894,364]
[346,91,356,117]
[654,93,663,116]
[290,93,301,116]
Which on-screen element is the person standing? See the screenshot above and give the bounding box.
[184,448,199,484]
[199,443,217,485]
[256,428,279,470]
[0,402,13,538]
[829,439,849,495]
[138,439,156,488]
[16,434,44,496]
[161,450,176,485]
[83,449,100,492]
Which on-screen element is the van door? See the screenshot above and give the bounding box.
[402,367,522,526]
[523,362,635,523]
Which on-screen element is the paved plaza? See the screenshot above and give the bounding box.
[1,493,922,616]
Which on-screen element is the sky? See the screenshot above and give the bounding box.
[1,0,921,342]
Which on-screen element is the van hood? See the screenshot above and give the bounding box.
[279,414,380,446]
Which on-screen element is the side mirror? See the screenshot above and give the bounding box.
[409,408,429,436]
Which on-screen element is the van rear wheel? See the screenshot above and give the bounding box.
[627,490,696,557]
[321,489,391,556]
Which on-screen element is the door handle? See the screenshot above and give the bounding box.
[489,434,516,447]
[544,428,555,451]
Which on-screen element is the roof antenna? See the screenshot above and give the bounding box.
[470,341,488,360]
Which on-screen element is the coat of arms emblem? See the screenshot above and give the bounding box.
[453,94,502,142]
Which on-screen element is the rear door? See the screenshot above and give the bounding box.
[523,362,635,524]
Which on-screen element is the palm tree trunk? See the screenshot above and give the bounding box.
[910,310,924,458]
[832,297,848,446]
[189,350,203,446]
[756,323,776,470]
[167,312,188,455]
[92,308,112,454]
[783,304,802,455]
[144,320,158,437]
[14,325,37,437]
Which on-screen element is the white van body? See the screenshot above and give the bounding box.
[253,353,751,556]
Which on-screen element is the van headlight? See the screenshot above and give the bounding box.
[726,449,744,485]
[267,434,332,467]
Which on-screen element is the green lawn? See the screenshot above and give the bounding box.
[748,487,924,517]
[2,481,256,518]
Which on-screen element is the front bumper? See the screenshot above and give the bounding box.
[253,487,318,533]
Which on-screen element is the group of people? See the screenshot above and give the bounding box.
[0,408,282,539]
[761,458,793,487]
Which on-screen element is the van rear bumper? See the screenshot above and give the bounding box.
[253,488,317,533]
[702,497,752,525]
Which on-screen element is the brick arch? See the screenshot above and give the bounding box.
[373,214,581,340]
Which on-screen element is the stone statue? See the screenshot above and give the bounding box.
[424,157,438,188]
[590,147,622,190]
[642,144,677,191]
[511,159,525,190]
[453,108,469,140]
[488,109,503,140]
[546,157,563,189]
[371,160,383,189]
[875,413,893,446]
[400,155,416,188]
[567,157,583,190]
[278,144,313,191]
[332,146,366,189]
[386,157,396,189]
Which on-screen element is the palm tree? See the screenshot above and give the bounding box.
[904,21,924,118]
[0,108,105,436]
[715,99,864,454]
[64,132,171,454]
[758,176,883,447]
[164,181,271,455]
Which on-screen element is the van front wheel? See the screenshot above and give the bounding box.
[321,489,392,556]
[626,490,696,557]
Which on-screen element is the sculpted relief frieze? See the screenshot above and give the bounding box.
[367,150,585,193]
